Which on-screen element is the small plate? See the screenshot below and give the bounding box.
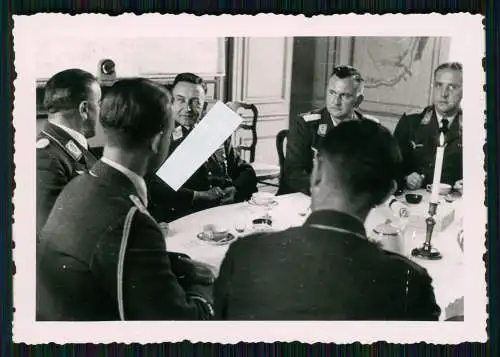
[197,232,237,245]
[247,198,278,207]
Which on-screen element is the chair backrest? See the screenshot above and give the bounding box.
[276,129,289,178]
[226,101,258,163]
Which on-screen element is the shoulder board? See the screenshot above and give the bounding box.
[36,138,50,149]
[404,106,430,117]
[362,113,380,123]
[418,108,433,125]
[302,113,321,122]
[129,194,149,215]
[64,140,83,161]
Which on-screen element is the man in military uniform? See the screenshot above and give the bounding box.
[148,73,257,223]
[280,65,378,195]
[393,62,463,190]
[36,68,102,235]
[37,78,215,321]
[215,120,441,320]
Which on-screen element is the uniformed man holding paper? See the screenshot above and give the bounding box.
[148,73,257,223]
[279,65,379,195]
[36,69,102,235]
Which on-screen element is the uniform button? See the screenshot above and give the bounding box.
[208,171,212,175]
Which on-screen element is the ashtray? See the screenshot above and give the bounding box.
[196,231,236,245]
[405,193,423,204]
[252,217,273,226]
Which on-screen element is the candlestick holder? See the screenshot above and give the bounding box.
[411,201,443,260]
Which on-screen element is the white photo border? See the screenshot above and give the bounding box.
[12,13,486,344]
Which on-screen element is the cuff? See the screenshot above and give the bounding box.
[189,295,215,317]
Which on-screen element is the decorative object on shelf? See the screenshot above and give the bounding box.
[97,59,116,82]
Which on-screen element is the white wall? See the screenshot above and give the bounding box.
[36,37,225,79]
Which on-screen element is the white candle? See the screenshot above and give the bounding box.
[430,133,445,203]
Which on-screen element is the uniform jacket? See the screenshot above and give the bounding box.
[215,209,441,320]
[36,121,97,235]
[37,160,214,321]
[147,124,258,223]
[280,107,378,195]
[393,106,462,187]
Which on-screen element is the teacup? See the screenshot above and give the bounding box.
[251,192,275,206]
[426,183,452,195]
[202,224,228,240]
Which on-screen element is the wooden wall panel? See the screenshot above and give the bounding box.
[230,37,293,164]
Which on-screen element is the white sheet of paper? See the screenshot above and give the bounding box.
[156,101,243,191]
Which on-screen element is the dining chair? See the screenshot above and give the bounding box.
[225,101,281,188]
[276,129,288,175]
[275,129,289,188]
[225,101,258,163]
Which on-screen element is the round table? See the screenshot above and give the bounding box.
[166,191,463,320]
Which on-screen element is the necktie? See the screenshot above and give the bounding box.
[440,118,449,134]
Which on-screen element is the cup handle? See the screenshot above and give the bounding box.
[426,184,432,191]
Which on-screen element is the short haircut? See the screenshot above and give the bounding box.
[434,62,463,77]
[318,120,402,209]
[329,65,365,94]
[172,72,207,93]
[43,68,98,113]
[99,78,173,149]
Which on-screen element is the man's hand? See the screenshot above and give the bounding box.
[159,222,169,238]
[220,186,237,205]
[454,179,463,192]
[193,187,225,202]
[405,172,425,190]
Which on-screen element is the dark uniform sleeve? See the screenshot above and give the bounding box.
[36,148,71,235]
[147,174,196,222]
[405,266,441,320]
[393,113,414,187]
[94,210,214,320]
[226,140,257,201]
[214,239,238,320]
[283,115,313,195]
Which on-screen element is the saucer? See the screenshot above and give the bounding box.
[197,232,237,245]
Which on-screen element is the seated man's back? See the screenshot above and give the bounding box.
[215,120,440,321]
[215,222,439,320]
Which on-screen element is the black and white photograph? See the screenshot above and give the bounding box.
[12,14,485,343]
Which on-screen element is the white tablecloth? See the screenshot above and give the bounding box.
[167,192,463,320]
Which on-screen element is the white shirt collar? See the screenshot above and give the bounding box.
[49,121,88,149]
[100,157,148,207]
[434,109,456,128]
